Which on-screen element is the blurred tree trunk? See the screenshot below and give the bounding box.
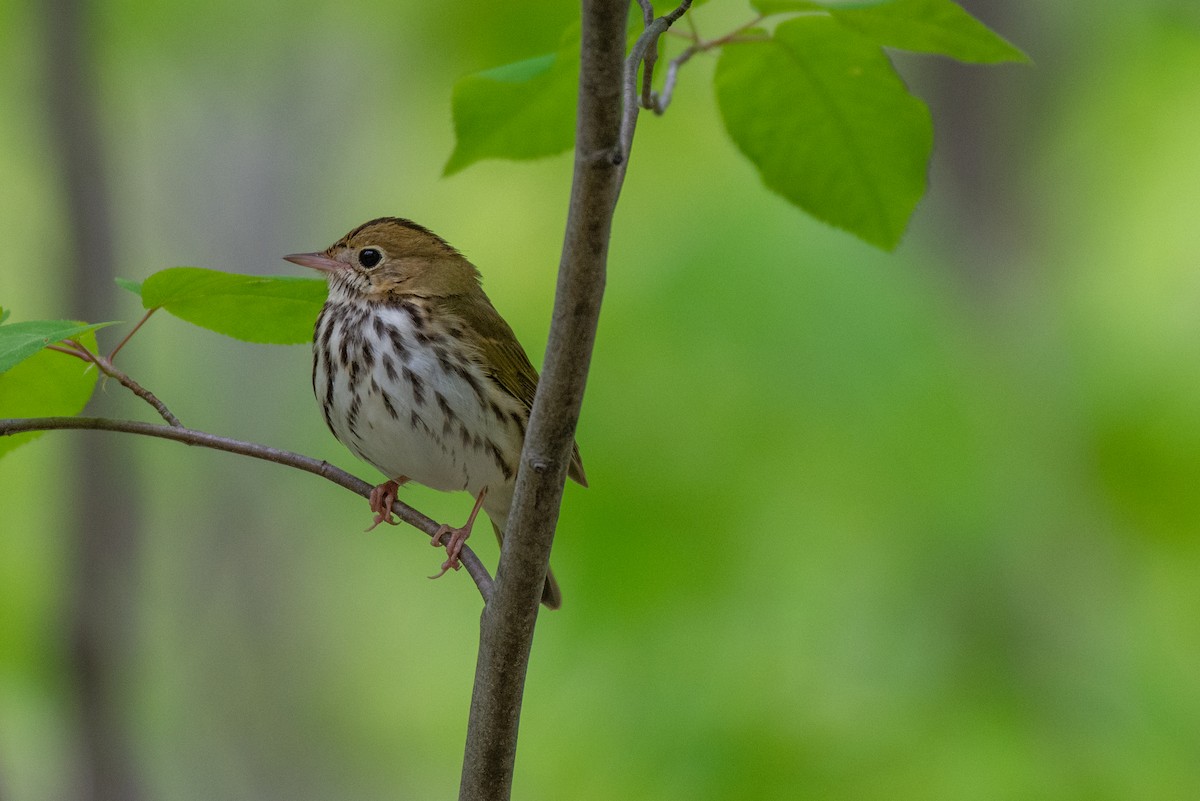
[41,0,144,799]
[921,1,1042,284]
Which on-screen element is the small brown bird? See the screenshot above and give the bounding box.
[284,218,585,608]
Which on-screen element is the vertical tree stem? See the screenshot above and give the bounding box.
[457,1,628,799]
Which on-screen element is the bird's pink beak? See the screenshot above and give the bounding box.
[283,251,344,274]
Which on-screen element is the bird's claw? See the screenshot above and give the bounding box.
[365,478,408,532]
[427,487,487,580]
[428,525,469,579]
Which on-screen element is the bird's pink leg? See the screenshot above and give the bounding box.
[366,477,409,531]
[430,487,488,579]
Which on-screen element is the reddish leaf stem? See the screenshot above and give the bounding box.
[108,306,159,361]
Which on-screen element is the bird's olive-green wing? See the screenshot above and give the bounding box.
[436,293,587,487]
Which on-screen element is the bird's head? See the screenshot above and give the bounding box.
[285,217,480,301]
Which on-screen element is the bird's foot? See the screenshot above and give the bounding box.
[365,477,409,532]
[429,487,488,579]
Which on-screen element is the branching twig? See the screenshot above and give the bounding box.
[0,416,495,601]
[652,14,766,115]
[618,0,693,178]
[54,338,183,427]
[635,0,660,108]
[622,4,771,151]
[654,46,697,114]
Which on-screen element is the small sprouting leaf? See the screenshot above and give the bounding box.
[828,0,1028,63]
[140,267,327,344]
[0,320,118,374]
[115,277,143,296]
[715,16,932,250]
[444,48,578,176]
[0,307,9,324]
[0,330,101,459]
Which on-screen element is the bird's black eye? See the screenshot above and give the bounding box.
[358,248,383,269]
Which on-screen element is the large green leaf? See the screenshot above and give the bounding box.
[444,18,651,176]
[444,47,578,176]
[444,4,719,176]
[715,16,932,250]
[0,330,100,459]
[0,320,117,374]
[140,267,327,344]
[828,0,1028,63]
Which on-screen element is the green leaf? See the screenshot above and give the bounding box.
[115,277,143,296]
[828,0,1028,63]
[483,53,558,84]
[752,0,889,12]
[140,267,326,344]
[444,47,578,176]
[0,330,101,459]
[442,15,670,176]
[715,16,932,250]
[0,307,9,324]
[0,320,118,374]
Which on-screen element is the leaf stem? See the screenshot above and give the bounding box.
[108,306,159,361]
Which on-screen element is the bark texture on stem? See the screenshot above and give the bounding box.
[457,2,629,800]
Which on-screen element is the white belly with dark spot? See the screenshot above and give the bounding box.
[313,299,523,500]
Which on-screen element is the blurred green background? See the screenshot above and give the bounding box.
[3,1,1200,799]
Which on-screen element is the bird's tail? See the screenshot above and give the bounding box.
[490,519,562,610]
